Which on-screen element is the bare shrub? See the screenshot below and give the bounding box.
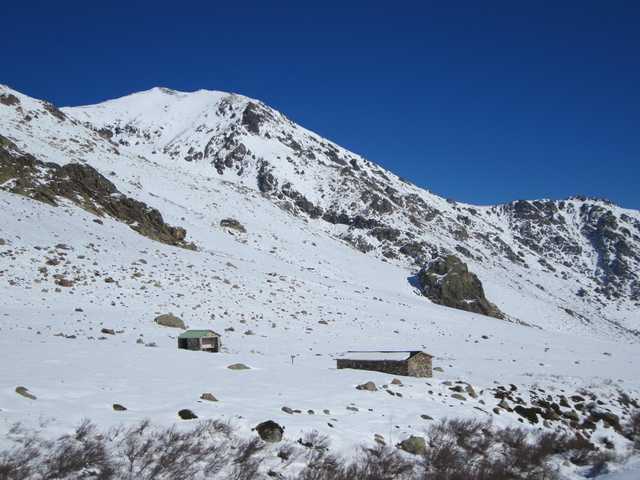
[230,437,264,480]
[419,419,561,480]
[0,415,631,480]
[298,430,331,454]
[36,420,113,479]
[297,444,413,480]
[626,410,640,448]
[584,451,617,478]
[357,444,415,480]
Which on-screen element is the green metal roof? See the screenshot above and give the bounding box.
[178,329,219,339]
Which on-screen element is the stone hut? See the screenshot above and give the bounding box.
[336,351,432,377]
[178,330,221,352]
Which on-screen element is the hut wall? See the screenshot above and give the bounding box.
[336,359,409,376]
[407,355,432,377]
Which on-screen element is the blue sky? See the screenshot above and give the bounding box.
[3,1,639,208]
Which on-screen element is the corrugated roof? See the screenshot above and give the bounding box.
[340,352,410,361]
[338,350,432,361]
[178,329,220,339]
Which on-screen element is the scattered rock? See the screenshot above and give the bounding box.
[15,386,36,400]
[589,410,621,431]
[227,363,250,370]
[563,410,580,422]
[178,409,198,420]
[255,420,284,442]
[356,381,377,392]
[514,405,541,424]
[200,393,218,402]
[465,385,478,399]
[397,436,427,455]
[112,403,127,411]
[154,313,185,329]
[101,328,115,335]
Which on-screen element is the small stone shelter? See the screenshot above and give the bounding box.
[336,350,432,377]
[177,330,221,352]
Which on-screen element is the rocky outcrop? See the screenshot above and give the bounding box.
[257,161,277,193]
[580,204,638,299]
[0,137,194,249]
[220,218,246,233]
[417,255,504,319]
[242,102,273,135]
[0,93,20,107]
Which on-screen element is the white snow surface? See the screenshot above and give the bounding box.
[0,84,639,478]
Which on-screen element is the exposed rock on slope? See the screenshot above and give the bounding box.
[417,255,505,319]
[0,136,194,250]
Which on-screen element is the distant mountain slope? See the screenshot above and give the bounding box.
[1,84,639,339]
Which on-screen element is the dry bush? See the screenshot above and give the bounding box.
[296,445,413,480]
[419,419,561,480]
[626,410,640,449]
[352,444,415,480]
[230,437,264,480]
[0,415,631,480]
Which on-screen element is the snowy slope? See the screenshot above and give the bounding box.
[1,84,639,477]
[3,84,638,339]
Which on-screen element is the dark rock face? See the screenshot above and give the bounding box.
[0,93,20,107]
[280,183,323,218]
[0,138,195,250]
[581,204,638,299]
[257,161,277,193]
[417,255,505,319]
[41,101,66,121]
[242,102,272,135]
[502,198,640,304]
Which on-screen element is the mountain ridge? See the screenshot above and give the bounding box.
[1,84,638,339]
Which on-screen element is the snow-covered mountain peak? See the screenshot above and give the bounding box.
[1,85,639,341]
